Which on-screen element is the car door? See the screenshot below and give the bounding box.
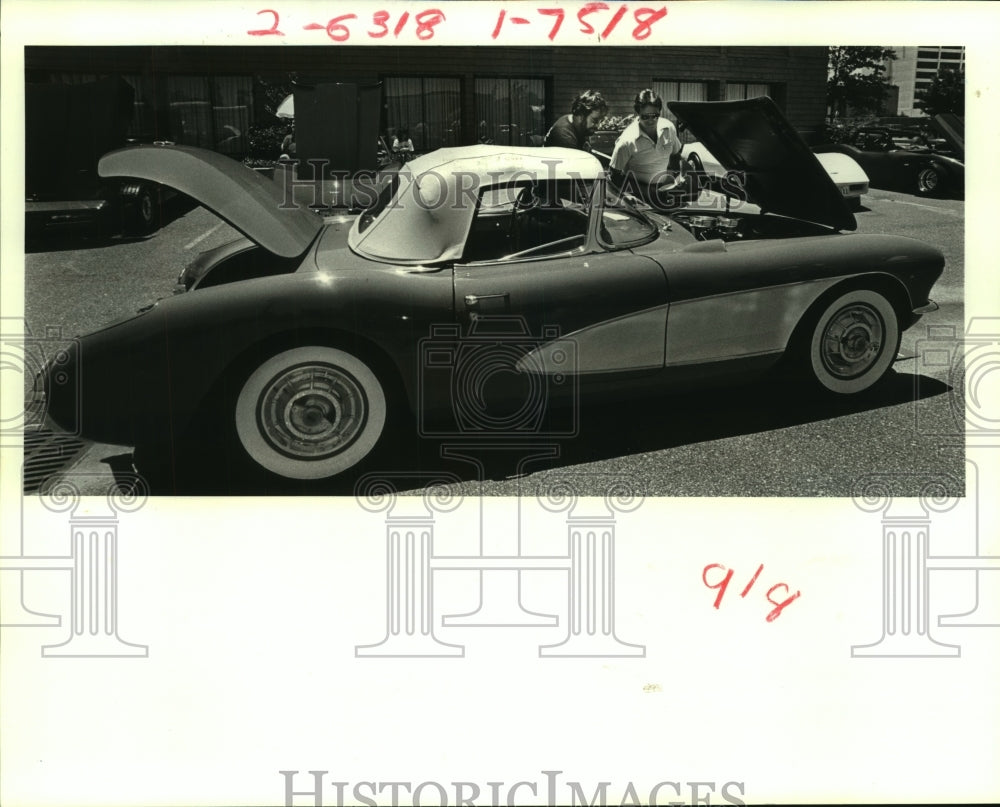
[452,182,670,377]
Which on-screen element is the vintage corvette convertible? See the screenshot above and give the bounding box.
[41,98,944,485]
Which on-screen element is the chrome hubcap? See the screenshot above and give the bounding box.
[820,304,884,379]
[258,363,366,459]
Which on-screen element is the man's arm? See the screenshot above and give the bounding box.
[544,118,579,148]
[608,137,635,189]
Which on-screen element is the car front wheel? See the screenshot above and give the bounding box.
[234,345,388,480]
[803,289,900,395]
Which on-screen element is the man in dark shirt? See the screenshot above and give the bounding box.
[543,90,608,151]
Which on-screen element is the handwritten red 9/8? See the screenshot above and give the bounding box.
[702,563,801,622]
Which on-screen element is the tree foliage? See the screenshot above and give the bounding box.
[914,67,964,117]
[255,73,296,117]
[827,46,897,121]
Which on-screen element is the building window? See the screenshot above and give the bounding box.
[474,77,547,146]
[122,74,157,141]
[167,76,212,148]
[165,75,253,154]
[653,81,710,142]
[212,76,253,155]
[654,80,710,106]
[724,82,773,102]
[384,76,461,151]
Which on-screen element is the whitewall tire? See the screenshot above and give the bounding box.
[806,289,900,395]
[234,346,387,480]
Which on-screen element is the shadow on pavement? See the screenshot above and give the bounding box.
[113,368,955,497]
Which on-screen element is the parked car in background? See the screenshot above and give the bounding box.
[41,98,943,489]
[681,141,870,210]
[814,114,964,198]
[25,75,173,238]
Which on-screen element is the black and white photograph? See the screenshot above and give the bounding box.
[2,2,998,806]
[17,36,971,497]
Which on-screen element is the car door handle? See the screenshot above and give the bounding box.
[464,293,509,306]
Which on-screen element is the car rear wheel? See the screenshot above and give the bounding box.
[916,165,944,196]
[234,346,388,480]
[802,289,900,395]
[124,184,157,235]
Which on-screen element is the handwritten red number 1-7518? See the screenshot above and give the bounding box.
[492,5,667,41]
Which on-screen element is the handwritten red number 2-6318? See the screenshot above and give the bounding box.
[248,9,446,41]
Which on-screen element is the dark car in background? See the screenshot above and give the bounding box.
[25,75,173,238]
[815,114,964,198]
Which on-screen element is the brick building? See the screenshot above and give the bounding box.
[26,46,831,156]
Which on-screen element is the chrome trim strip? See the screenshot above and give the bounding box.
[664,349,784,368]
[912,300,939,314]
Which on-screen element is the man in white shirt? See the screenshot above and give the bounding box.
[610,89,690,208]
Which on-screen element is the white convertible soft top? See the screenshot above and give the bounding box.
[348,145,603,265]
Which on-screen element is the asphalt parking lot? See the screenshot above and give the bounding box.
[21,186,965,497]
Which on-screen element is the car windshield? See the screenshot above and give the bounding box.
[599,183,658,248]
[356,172,400,233]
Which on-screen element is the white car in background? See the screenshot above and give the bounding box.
[682,141,870,210]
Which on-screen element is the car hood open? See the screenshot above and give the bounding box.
[669,97,856,231]
[931,113,964,161]
[98,144,323,257]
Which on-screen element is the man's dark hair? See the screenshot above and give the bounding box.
[571,90,609,117]
[633,89,664,115]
